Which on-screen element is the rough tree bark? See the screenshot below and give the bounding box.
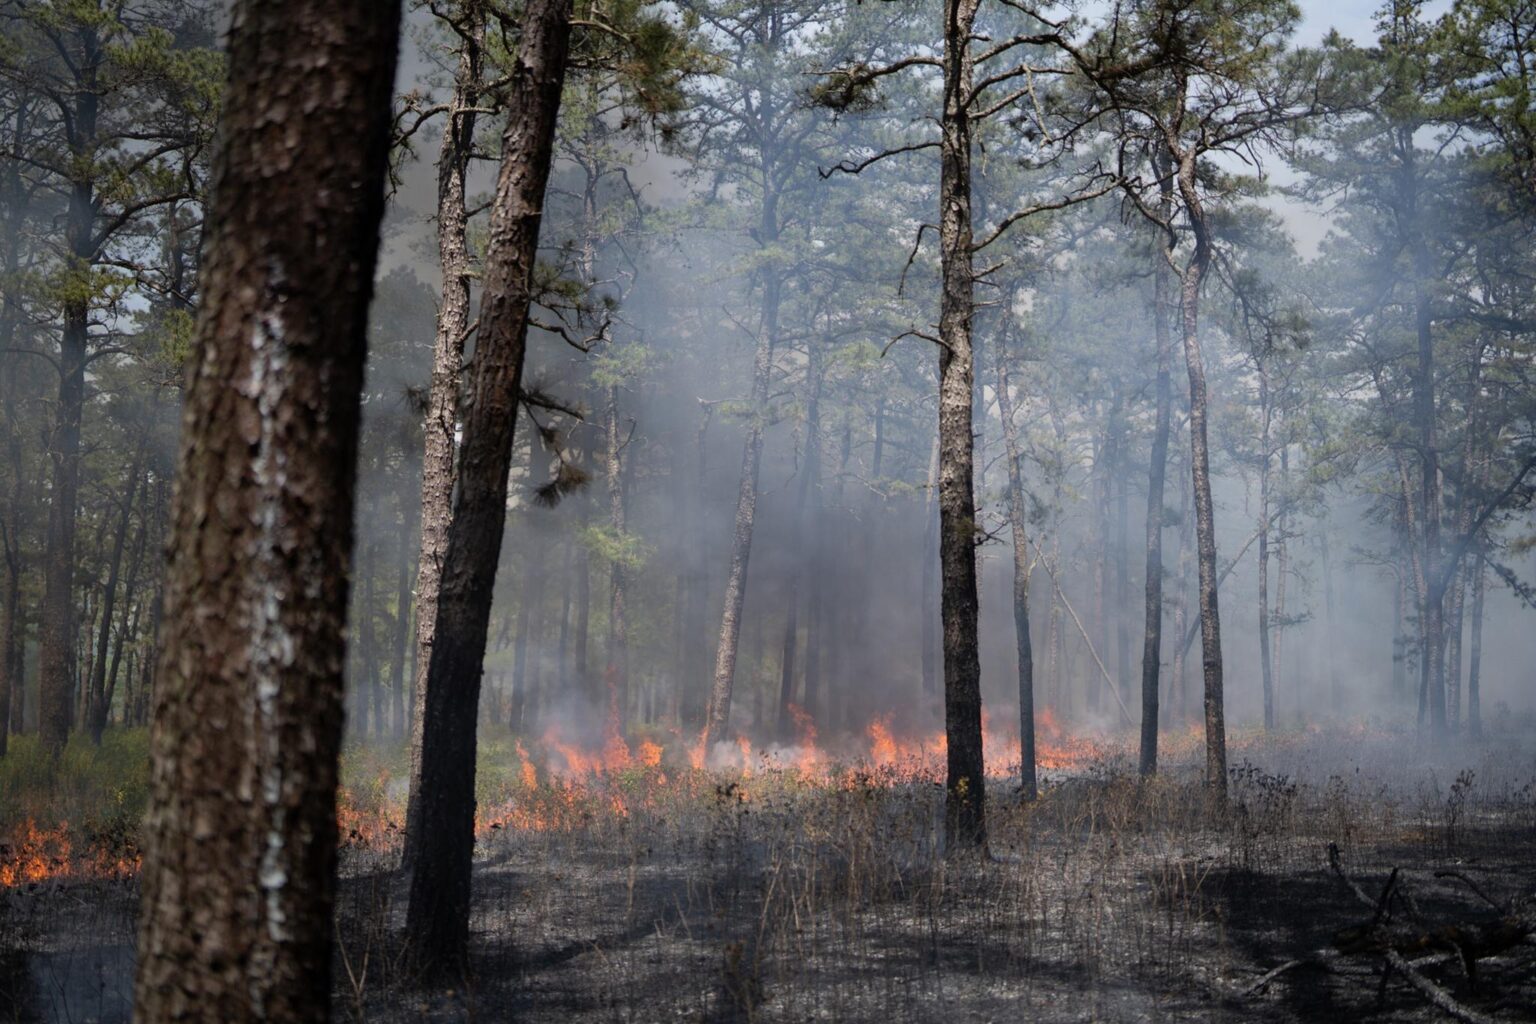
[403,0,485,866]
[131,1,400,1018]
[937,0,986,849]
[404,0,572,979]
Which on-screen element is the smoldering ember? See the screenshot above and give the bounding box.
[3,0,1536,1021]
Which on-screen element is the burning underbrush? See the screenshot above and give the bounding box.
[329,706,1108,859]
[4,718,1536,1022]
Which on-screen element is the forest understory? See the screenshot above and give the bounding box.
[4,724,1533,1024]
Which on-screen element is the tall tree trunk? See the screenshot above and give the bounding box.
[1319,521,1341,712]
[93,474,149,744]
[404,0,571,979]
[994,311,1035,799]
[604,384,630,735]
[1171,454,1193,725]
[681,408,713,727]
[132,2,400,1017]
[510,578,533,731]
[920,430,940,703]
[1114,409,1131,705]
[0,551,16,756]
[1273,441,1289,716]
[1466,551,1484,739]
[362,542,381,737]
[776,352,821,739]
[703,235,780,746]
[38,46,100,755]
[1089,421,1110,715]
[1140,239,1173,776]
[572,427,595,702]
[1444,341,1484,732]
[1257,362,1274,731]
[404,0,484,864]
[1175,150,1227,802]
[1412,229,1445,735]
[1446,566,1465,731]
[390,491,414,740]
[937,0,986,849]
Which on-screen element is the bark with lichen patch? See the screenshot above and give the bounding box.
[937,0,986,850]
[131,1,400,1018]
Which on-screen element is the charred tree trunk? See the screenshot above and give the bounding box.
[404,0,571,979]
[404,0,484,864]
[1140,239,1173,776]
[937,0,986,849]
[132,2,400,1017]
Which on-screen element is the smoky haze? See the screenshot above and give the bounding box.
[338,0,1536,767]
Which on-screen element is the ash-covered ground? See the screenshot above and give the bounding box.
[4,724,1534,1023]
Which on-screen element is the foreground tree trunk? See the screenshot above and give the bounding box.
[404,0,572,980]
[937,0,986,849]
[132,2,400,1018]
[404,0,485,866]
